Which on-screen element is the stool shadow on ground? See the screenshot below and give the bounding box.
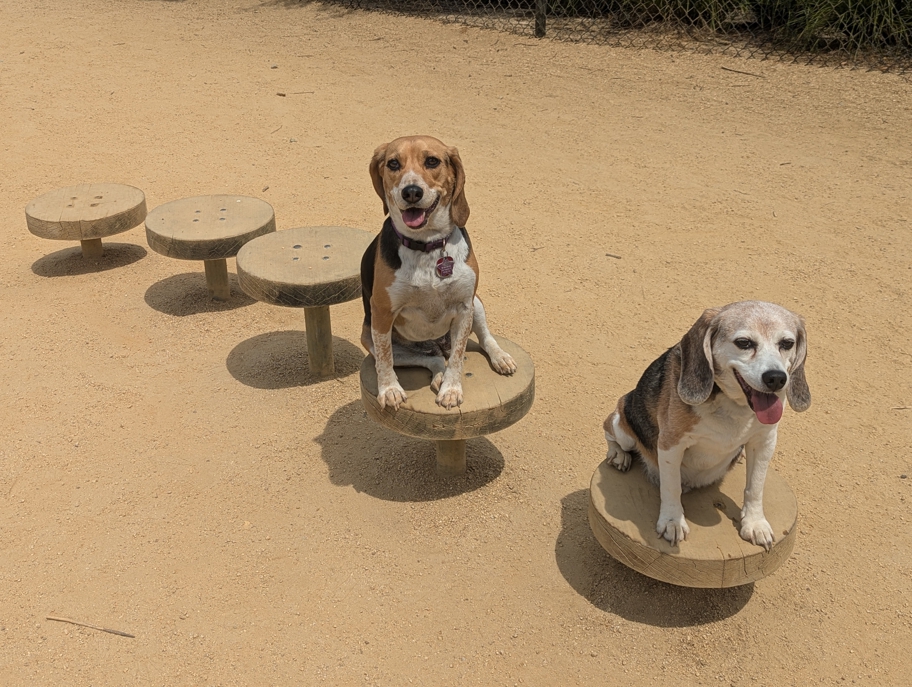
[31,243,147,277]
[555,490,753,627]
[227,331,362,389]
[317,400,504,502]
[145,272,255,316]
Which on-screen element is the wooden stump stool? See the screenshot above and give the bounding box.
[588,458,798,587]
[236,226,373,377]
[359,337,535,476]
[145,195,276,300]
[26,183,147,258]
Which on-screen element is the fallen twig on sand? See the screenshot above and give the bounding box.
[46,616,135,638]
[721,66,764,78]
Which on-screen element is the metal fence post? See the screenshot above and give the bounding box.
[535,0,547,38]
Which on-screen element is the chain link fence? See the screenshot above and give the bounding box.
[328,0,912,73]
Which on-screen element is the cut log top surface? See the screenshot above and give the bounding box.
[236,226,373,308]
[360,337,535,441]
[145,195,276,260]
[26,183,147,240]
[588,458,798,588]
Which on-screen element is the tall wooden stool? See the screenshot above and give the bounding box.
[236,226,373,377]
[360,337,535,476]
[26,183,147,258]
[588,458,798,587]
[145,195,276,300]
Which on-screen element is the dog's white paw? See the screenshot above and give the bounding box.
[489,350,517,375]
[436,383,464,410]
[430,371,445,393]
[606,440,632,472]
[740,516,775,551]
[377,384,407,411]
[656,512,690,546]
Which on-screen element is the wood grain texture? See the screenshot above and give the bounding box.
[203,258,230,300]
[145,195,275,260]
[26,183,146,240]
[360,337,535,440]
[588,458,797,588]
[436,439,467,476]
[303,305,334,376]
[80,239,104,258]
[236,226,373,308]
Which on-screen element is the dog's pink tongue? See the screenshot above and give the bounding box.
[751,391,783,425]
[402,208,426,228]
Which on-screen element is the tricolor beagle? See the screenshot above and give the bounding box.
[603,301,811,549]
[360,135,516,411]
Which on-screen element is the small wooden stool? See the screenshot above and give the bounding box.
[588,458,797,588]
[359,337,535,476]
[145,195,276,300]
[236,226,373,377]
[26,183,147,258]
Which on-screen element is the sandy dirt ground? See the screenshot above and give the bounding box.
[2,0,911,684]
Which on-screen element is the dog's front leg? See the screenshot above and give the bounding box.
[371,322,407,411]
[740,429,778,550]
[472,296,516,375]
[436,301,474,409]
[656,445,690,545]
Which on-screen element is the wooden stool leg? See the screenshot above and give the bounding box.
[304,306,334,377]
[436,439,467,476]
[203,258,230,300]
[80,239,104,258]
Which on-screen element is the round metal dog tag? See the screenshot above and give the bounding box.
[436,256,454,278]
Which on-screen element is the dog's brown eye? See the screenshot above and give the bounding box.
[386,159,401,171]
[779,339,795,351]
[734,338,755,350]
[425,156,440,169]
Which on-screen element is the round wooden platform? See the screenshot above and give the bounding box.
[145,195,275,261]
[360,337,535,475]
[235,226,372,308]
[25,183,147,258]
[588,458,797,588]
[145,195,275,300]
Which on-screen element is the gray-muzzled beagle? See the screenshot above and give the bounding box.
[603,300,811,549]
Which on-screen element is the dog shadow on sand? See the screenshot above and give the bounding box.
[316,400,504,502]
[555,490,754,627]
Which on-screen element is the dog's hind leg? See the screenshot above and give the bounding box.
[603,401,637,472]
[472,296,517,375]
[389,344,447,393]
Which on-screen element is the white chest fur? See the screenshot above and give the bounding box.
[683,395,777,472]
[385,230,476,342]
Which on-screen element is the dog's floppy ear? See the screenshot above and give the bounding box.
[447,146,470,227]
[786,315,811,412]
[677,307,720,405]
[369,143,389,216]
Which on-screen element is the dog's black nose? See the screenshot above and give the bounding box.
[762,370,787,392]
[401,185,423,204]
